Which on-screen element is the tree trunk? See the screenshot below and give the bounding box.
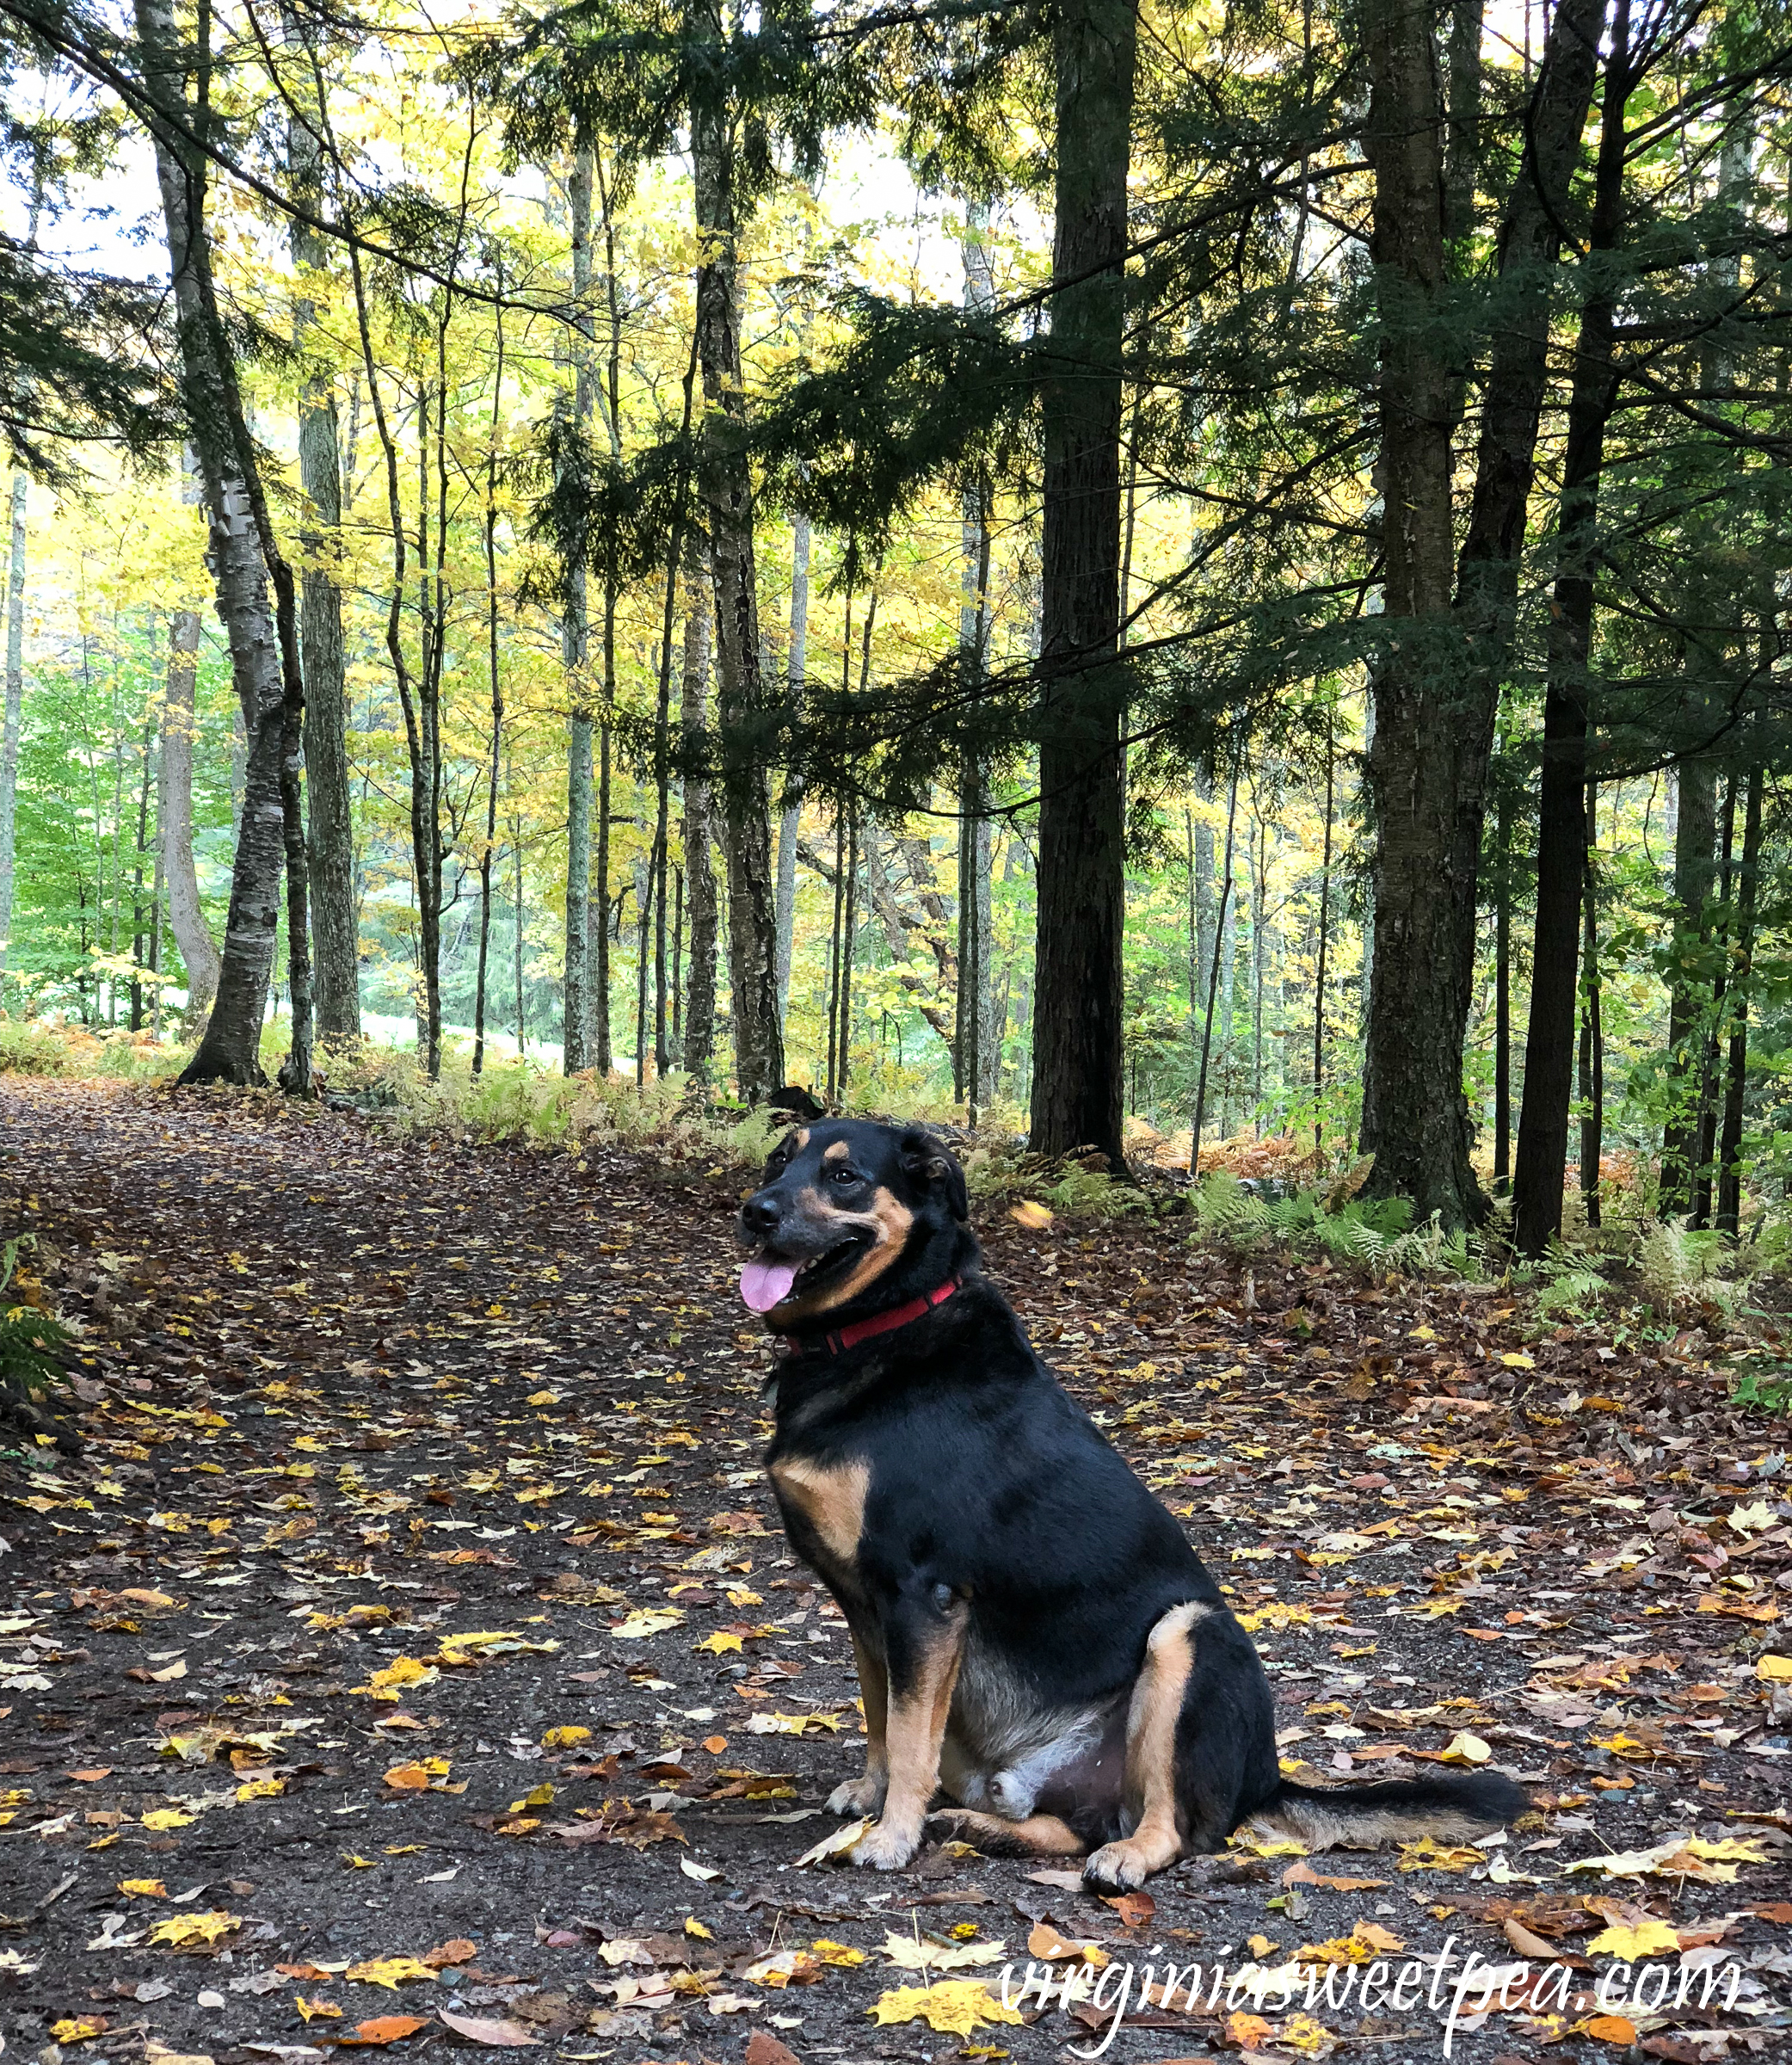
[139,0,300,1090]
[1693,777,1738,1230]
[1314,724,1333,1156]
[1190,767,1238,1177]
[0,467,27,981]
[1030,0,1136,1168]
[1358,0,1471,1223]
[158,605,219,1020]
[1492,776,1511,1192]
[1661,755,1717,1216]
[1442,0,1484,243]
[775,512,809,1025]
[957,207,997,1119]
[1362,0,1601,1223]
[1511,0,1630,1254]
[681,546,718,1083]
[474,283,507,1076]
[1578,785,1603,1227]
[594,140,626,1080]
[1715,759,1762,1238]
[562,136,596,1075]
[693,68,782,1102]
[288,48,358,1048]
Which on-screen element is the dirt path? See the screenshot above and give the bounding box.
[2,1077,1789,2065]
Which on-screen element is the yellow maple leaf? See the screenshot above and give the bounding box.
[608,1610,684,1639]
[120,1877,168,1897]
[237,1776,286,1803]
[542,1725,592,1748]
[352,1656,437,1702]
[343,1956,439,1989]
[868,1982,1024,2036]
[811,1939,867,1967]
[296,1997,344,2022]
[139,1808,194,1832]
[507,1781,555,1810]
[1758,1655,1792,1681]
[1281,2013,1337,2056]
[148,1909,242,1950]
[1009,1201,1054,1230]
[697,1631,743,1655]
[51,2019,108,2044]
[1586,1917,1680,1960]
[1397,1840,1482,1873]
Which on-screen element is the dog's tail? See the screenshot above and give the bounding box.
[1254,1769,1526,1849]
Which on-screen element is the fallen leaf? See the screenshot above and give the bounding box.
[1225,2013,1274,2050]
[867,1982,1023,2035]
[1026,1921,1106,1967]
[745,2031,804,2065]
[1582,2017,1639,2046]
[343,1957,440,1990]
[422,1940,477,1969]
[148,1910,242,1950]
[1586,1917,1680,1960]
[1102,1891,1155,1927]
[882,1931,1005,1972]
[793,1815,872,1866]
[335,2018,429,2047]
[436,2009,539,2047]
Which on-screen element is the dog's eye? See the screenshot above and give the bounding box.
[828,1165,859,1185]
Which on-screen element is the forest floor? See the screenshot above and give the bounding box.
[2,1076,1790,2065]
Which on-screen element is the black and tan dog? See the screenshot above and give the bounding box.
[739,1119,1524,1888]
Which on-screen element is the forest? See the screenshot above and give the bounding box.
[3,0,1792,1255]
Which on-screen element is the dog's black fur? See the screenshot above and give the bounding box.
[742,1119,1526,1885]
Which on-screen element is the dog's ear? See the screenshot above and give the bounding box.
[898,1131,969,1223]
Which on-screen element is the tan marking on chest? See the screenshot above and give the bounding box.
[770,1457,870,1564]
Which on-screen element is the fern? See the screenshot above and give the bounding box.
[0,1236,73,1415]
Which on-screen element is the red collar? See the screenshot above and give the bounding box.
[793,1276,962,1357]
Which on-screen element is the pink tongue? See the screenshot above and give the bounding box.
[740,1257,799,1313]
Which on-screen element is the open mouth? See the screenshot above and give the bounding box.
[739,1230,871,1314]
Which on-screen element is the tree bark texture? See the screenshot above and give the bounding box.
[693,69,783,1102]
[1358,0,1472,1223]
[1715,759,1762,1238]
[681,550,718,1082]
[1511,0,1629,1254]
[1029,0,1136,1168]
[562,138,596,1074]
[0,467,26,977]
[288,55,358,1047]
[158,605,220,1019]
[1362,0,1600,1223]
[1661,753,1716,1216]
[775,512,809,1026]
[139,0,293,1088]
[957,207,997,1116]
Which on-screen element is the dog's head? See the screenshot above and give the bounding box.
[736,1119,971,1327]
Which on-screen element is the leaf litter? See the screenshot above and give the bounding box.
[0,1075,1789,2063]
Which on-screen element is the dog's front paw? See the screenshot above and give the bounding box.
[828,1773,886,1817]
[850,1818,921,1871]
[1083,1838,1161,1891]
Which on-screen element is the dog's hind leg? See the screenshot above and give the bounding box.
[927,1808,1086,1858]
[1084,1601,1214,1891]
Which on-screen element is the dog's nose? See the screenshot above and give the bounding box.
[742,1192,783,1236]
